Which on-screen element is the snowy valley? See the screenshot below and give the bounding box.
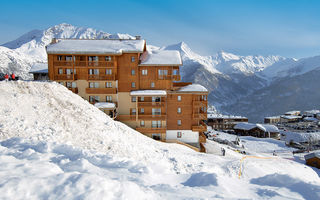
[0,81,319,199]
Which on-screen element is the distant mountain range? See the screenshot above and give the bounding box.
[1,23,319,122]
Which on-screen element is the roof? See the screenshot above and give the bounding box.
[139,50,182,66]
[130,90,167,96]
[46,39,145,55]
[285,110,300,115]
[207,113,247,119]
[265,116,281,119]
[94,102,116,109]
[304,152,320,160]
[177,84,208,92]
[234,122,257,131]
[29,63,48,74]
[256,124,279,133]
[304,110,320,115]
[303,117,318,122]
[281,115,302,120]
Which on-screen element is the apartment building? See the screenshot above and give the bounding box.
[46,38,208,150]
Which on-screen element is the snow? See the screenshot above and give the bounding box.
[130,90,167,96]
[94,102,116,109]
[305,152,320,160]
[46,39,145,55]
[207,113,247,119]
[256,124,279,133]
[281,131,320,143]
[0,81,319,199]
[281,115,302,120]
[303,117,318,122]
[285,110,300,115]
[29,63,48,73]
[139,50,182,66]
[178,84,208,92]
[234,122,257,130]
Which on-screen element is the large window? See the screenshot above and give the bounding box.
[177,120,181,126]
[66,69,72,75]
[152,108,161,115]
[140,97,144,102]
[131,56,135,62]
[177,132,182,138]
[106,69,112,75]
[173,69,179,75]
[152,121,161,128]
[58,68,63,74]
[131,97,136,102]
[106,82,112,88]
[131,108,136,115]
[140,108,144,114]
[66,56,73,61]
[140,120,145,127]
[89,96,100,103]
[141,69,148,75]
[158,69,168,76]
[152,97,161,102]
[131,69,135,75]
[152,133,161,140]
[131,82,136,88]
[89,69,99,75]
[106,96,112,102]
[88,56,98,61]
[178,96,182,101]
[72,82,77,88]
[89,82,99,88]
[66,82,72,88]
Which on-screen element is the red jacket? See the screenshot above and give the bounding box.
[4,74,9,79]
[11,74,15,79]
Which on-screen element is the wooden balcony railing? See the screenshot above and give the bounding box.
[138,102,166,107]
[192,124,207,132]
[138,114,166,120]
[193,100,207,107]
[157,74,181,81]
[116,115,136,121]
[54,74,77,80]
[68,87,78,94]
[53,61,73,66]
[199,132,207,143]
[173,75,181,81]
[193,112,207,120]
[136,127,166,134]
[88,74,116,81]
[86,88,117,94]
[54,61,115,68]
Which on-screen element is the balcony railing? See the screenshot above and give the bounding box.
[116,115,136,121]
[157,74,181,81]
[88,74,116,80]
[136,127,166,134]
[138,102,166,107]
[86,88,117,94]
[193,112,207,120]
[54,61,115,68]
[193,100,207,107]
[53,61,73,66]
[68,87,78,94]
[54,74,77,80]
[192,124,207,132]
[138,114,166,120]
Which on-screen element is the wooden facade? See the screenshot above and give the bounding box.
[47,38,208,151]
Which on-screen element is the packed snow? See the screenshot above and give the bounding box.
[139,50,182,66]
[0,81,319,199]
[46,39,145,55]
[178,84,208,92]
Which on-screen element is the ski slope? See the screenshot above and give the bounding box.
[0,81,319,199]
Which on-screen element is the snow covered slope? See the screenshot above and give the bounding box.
[0,81,319,199]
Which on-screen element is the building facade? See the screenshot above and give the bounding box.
[46,38,208,150]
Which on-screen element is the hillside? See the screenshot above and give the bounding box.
[0,81,319,199]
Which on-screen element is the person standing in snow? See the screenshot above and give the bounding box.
[11,73,15,81]
[221,148,226,156]
[4,74,9,81]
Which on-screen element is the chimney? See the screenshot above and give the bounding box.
[135,35,141,40]
[51,38,57,44]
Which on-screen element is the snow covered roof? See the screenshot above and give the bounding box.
[46,39,145,55]
[304,110,320,115]
[29,63,48,73]
[139,50,182,66]
[303,117,318,122]
[234,123,257,131]
[256,124,279,133]
[207,113,247,119]
[94,102,116,109]
[130,90,167,96]
[285,111,300,115]
[304,152,320,160]
[177,84,208,93]
[281,115,302,120]
[265,116,281,119]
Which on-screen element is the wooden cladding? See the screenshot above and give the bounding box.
[86,88,117,94]
[136,127,166,134]
[88,74,116,81]
[68,87,78,94]
[54,74,77,80]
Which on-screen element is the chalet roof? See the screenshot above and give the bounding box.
[46,39,145,55]
[256,124,279,133]
[285,110,300,115]
[177,84,208,92]
[207,113,247,119]
[94,102,116,109]
[264,116,281,119]
[281,115,302,120]
[304,152,320,160]
[130,90,167,96]
[234,123,279,133]
[234,122,257,131]
[139,50,182,66]
[29,63,48,74]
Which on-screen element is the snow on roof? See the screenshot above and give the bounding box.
[207,113,247,119]
[29,63,48,73]
[285,111,300,115]
[303,117,318,122]
[178,84,208,92]
[46,39,145,54]
[265,116,281,119]
[256,124,279,133]
[94,102,116,109]
[304,110,320,115]
[130,90,167,96]
[281,115,302,120]
[304,152,320,160]
[139,50,182,66]
[282,131,320,143]
[234,122,257,131]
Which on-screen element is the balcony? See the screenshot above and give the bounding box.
[193,100,207,107]
[86,88,117,94]
[53,61,73,66]
[173,75,181,81]
[53,61,115,68]
[138,102,166,107]
[88,74,116,81]
[192,124,207,132]
[116,115,136,121]
[54,74,77,80]
[157,74,181,81]
[68,87,78,94]
[138,114,166,120]
[193,112,207,120]
[136,127,166,134]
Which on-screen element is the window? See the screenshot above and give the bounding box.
[173,69,179,75]
[89,82,99,88]
[152,97,161,102]
[140,97,144,102]
[152,121,161,128]
[152,134,161,140]
[131,108,136,115]
[142,69,148,75]
[66,56,73,61]
[106,82,112,88]
[58,68,63,74]
[66,69,72,75]
[158,69,168,76]
[58,56,63,61]
[89,96,100,103]
[106,96,112,102]
[72,82,77,88]
[131,82,136,88]
[177,120,181,126]
[177,132,182,138]
[131,97,136,102]
[152,108,161,115]
[151,82,155,88]
[88,56,98,61]
[140,120,145,127]
[106,69,112,75]
[89,69,99,75]
[131,56,135,62]
[66,82,72,88]
[177,107,181,114]
[105,56,112,61]
[131,70,135,75]
[140,108,144,114]
[178,96,182,101]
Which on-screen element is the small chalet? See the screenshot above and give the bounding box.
[29,63,49,80]
[233,122,280,138]
[304,152,320,169]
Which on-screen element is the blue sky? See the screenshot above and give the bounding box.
[1,0,320,58]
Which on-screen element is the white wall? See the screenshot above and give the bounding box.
[166,130,199,143]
